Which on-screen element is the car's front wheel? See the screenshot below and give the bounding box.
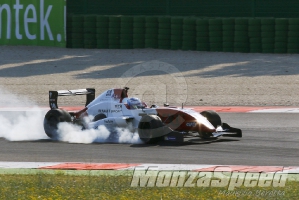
[200,110,222,128]
[199,110,222,139]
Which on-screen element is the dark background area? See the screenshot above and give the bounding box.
[67,0,299,18]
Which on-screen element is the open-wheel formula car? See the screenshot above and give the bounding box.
[44,87,242,143]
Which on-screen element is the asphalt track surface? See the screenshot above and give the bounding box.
[0,112,298,166]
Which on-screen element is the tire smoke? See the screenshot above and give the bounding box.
[57,122,142,144]
[0,87,47,141]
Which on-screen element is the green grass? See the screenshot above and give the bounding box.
[0,172,298,200]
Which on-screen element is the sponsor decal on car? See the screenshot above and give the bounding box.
[104,119,114,124]
[98,109,121,113]
[186,122,196,127]
[98,109,109,113]
[115,104,122,109]
[106,90,113,96]
[111,110,121,113]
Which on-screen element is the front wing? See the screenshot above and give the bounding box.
[163,122,242,143]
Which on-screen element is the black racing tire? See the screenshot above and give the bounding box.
[138,115,165,144]
[200,110,222,128]
[43,109,72,139]
[199,110,222,139]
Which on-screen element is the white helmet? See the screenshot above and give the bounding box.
[127,97,143,109]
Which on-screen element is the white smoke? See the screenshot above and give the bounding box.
[0,86,47,141]
[0,109,47,141]
[57,122,110,144]
[0,87,142,144]
[57,122,142,144]
[115,127,142,144]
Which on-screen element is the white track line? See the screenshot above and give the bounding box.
[0,162,62,169]
[249,108,299,113]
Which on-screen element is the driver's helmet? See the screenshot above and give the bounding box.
[127,97,143,109]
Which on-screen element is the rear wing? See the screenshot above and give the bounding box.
[49,88,95,109]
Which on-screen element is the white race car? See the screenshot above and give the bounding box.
[44,87,242,143]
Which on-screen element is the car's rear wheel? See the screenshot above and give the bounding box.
[44,109,72,139]
[138,115,165,144]
[199,110,222,139]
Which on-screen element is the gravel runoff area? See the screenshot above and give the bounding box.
[1,45,299,107]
